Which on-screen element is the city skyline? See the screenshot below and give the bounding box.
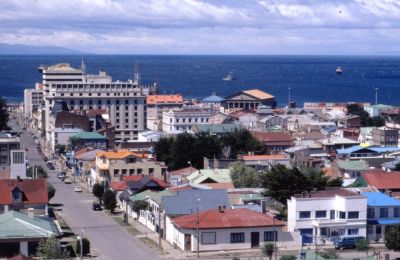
[1,0,400,55]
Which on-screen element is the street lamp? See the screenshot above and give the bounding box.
[196,198,201,258]
[77,227,85,260]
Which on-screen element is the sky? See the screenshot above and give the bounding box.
[1,0,400,55]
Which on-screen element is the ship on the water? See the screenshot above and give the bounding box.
[336,66,343,74]
[222,72,236,81]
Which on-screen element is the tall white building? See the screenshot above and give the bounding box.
[23,84,43,116]
[39,63,156,141]
[162,107,215,133]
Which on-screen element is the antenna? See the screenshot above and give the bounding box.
[288,87,291,105]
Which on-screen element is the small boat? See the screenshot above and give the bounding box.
[336,66,343,74]
[222,72,236,81]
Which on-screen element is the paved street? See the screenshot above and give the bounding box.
[10,118,160,260]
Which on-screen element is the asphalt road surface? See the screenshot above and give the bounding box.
[10,118,160,260]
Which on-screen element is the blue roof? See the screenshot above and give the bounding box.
[202,93,225,103]
[368,219,400,225]
[362,192,400,207]
[337,145,400,155]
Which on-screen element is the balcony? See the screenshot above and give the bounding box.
[312,218,366,227]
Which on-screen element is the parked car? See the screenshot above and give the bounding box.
[74,186,82,192]
[64,177,72,184]
[92,202,102,211]
[334,236,365,249]
[57,172,66,179]
[46,161,55,170]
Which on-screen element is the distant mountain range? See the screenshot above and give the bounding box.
[0,43,84,55]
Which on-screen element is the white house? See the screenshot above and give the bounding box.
[287,188,367,244]
[166,208,288,252]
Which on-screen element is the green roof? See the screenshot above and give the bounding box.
[348,175,368,187]
[337,160,369,171]
[192,124,241,134]
[129,190,175,205]
[187,169,232,184]
[72,131,107,140]
[0,211,61,239]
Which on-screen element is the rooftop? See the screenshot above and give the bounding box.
[96,150,146,159]
[192,124,241,134]
[293,188,361,199]
[336,160,369,171]
[362,171,400,189]
[362,192,400,207]
[186,169,232,184]
[72,131,107,140]
[129,189,175,205]
[202,93,225,103]
[242,154,289,161]
[172,208,284,229]
[0,179,48,205]
[242,89,274,100]
[146,94,183,105]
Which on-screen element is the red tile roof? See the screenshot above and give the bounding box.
[146,95,183,105]
[252,131,292,145]
[172,208,284,229]
[110,181,128,191]
[170,166,198,177]
[202,183,235,190]
[0,179,48,205]
[362,171,400,189]
[242,154,288,161]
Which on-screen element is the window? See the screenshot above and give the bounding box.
[380,207,389,218]
[149,168,154,175]
[201,232,216,245]
[113,169,119,177]
[348,211,359,219]
[129,169,134,175]
[299,211,311,219]
[315,211,326,218]
[367,208,375,218]
[330,210,335,219]
[339,211,346,219]
[230,233,245,243]
[116,100,120,105]
[395,208,400,218]
[320,228,328,236]
[347,229,359,235]
[367,226,373,235]
[264,231,277,241]
[122,169,127,175]
[137,168,142,174]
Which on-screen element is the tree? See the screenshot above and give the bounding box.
[27,165,47,178]
[280,255,297,260]
[0,97,9,131]
[54,144,67,155]
[76,237,90,256]
[261,243,275,260]
[36,236,69,258]
[68,136,80,150]
[131,200,149,214]
[102,190,117,213]
[221,128,262,158]
[153,136,174,165]
[394,163,400,171]
[230,161,260,188]
[356,238,370,256]
[48,183,56,201]
[318,249,339,259]
[92,183,104,203]
[385,224,400,251]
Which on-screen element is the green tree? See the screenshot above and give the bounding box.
[385,224,400,251]
[261,243,275,260]
[27,165,48,178]
[356,238,370,256]
[153,136,174,166]
[318,249,339,259]
[54,144,67,155]
[102,190,117,213]
[221,128,262,158]
[48,183,56,201]
[280,255,297,260]
[394,163,400,171]
[92,183,104,203]
[68,136,80,150]
[192,132,220,168]
[36,236,70,258]
[0,97,9,131]
[260,165,308,204]
[131,200,149,214]
[230,161,260,188]
[170,133,197,169]
[76,237,90,256]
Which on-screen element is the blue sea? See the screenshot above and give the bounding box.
[0,55,400,106]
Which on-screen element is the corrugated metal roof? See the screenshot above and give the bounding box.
[186,169,232,184]
[363,192,400,206]
[72,131,107,140]
[337,160,369,171]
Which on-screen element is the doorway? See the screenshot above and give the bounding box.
[184,234,191,251]
[251,232,260,247]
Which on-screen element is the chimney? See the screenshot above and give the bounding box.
[17,176,22,182]
[28,208,34,218]
[218,206,224,213]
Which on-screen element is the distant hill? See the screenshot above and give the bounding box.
[0,43,84,55]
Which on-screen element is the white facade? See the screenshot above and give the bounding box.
[162,107,214,133]
[51,127,82,149]
[23,87,43,117]
[287,192,367,244]
[10,150,26,179]
[40,63,156,142]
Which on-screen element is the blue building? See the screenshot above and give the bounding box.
[363,192,400,242]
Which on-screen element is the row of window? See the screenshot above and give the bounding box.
[201,231,278,245]
[54,84,138,89]
[112,168,154,177]
[69,99,139,106]
[367,207,400,218]
[58,92,135,97]
[171,118,209,123]
[299,210,359,219]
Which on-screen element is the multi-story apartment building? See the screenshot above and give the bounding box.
[23,84,43,117]
[39,63,156,142]
[146,95,184,131]
[0,134,20,166]
[371,127,399,147]
[287,188,367,244]
[95,150,167,185]
[162,107,215,133]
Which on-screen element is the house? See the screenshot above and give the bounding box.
[257,115,289,129]
[73,148,103,186]
[336,146,400,159]
[166,208,285,252]
[358,127,374,146]
[0,211,62,257]
[382,159,400,172]
[338,115,362,128]
[169,166,198,186]
[186,169,232,185]
[70,131,108,150]
[241,154,291,171]
[224,89,276,111]
[357,171,400,196]
[287,188,367,244]
[336,160,369,178]
[371,127,399,147]
[95,150,168,184]
[229,110,259,129]
[318,137,360,153]
[162,107,215,133]
[362,192,400,242]
[146,94,184,131]
[252,131,293,152]
[364,104,393,117]
[0,178,48,216]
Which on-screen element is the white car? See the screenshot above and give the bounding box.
[74,186,82,192]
